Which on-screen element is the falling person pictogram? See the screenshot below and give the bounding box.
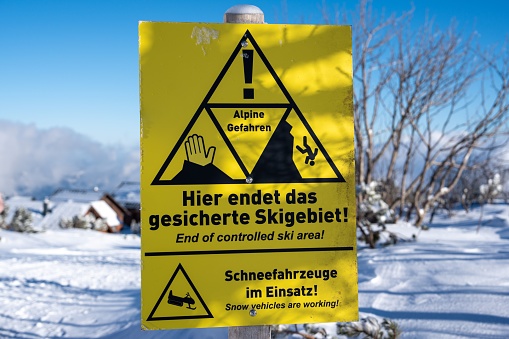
[296,136,319,166]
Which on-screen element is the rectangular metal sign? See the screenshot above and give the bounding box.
[139,22,358,330]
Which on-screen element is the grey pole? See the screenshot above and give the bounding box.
[224,4,264,24]
[224,7,271,339]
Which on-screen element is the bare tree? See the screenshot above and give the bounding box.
[405,42,509,226]
[351,1,413,193]
[349,0,509,227]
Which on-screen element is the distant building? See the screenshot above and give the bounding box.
[111,182,140,225]
[100,194,133,231]
[37,201,89,230]
[86,200,122,233]
[50,188,104,204]
[2,184,141,233]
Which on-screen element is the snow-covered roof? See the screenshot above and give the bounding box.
[112,182,140,205]
[111,182,139,212]
[38,201,89,230]
[89,200,120,227]
[4,196,46,227]
[4,196,89,230]
[4,192,126,231]
[50,188,104,203]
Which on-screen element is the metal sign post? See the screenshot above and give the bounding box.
[225,6,270,339]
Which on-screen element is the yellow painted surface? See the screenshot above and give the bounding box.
[139,22,357,330]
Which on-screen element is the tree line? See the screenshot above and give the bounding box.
[347,0,509,228]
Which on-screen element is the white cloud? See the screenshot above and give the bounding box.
[0,120,139,198]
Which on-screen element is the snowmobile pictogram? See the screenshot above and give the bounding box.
[167,290,196,310]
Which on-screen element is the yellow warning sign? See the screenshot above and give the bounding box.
[140,22,358,330]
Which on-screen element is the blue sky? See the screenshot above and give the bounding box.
[1,0,508,146]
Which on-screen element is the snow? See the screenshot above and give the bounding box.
[4,196,45,225]
[38,201,90,230]
[224,4,263,14]
[1,203,509,338]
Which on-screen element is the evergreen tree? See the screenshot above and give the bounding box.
[10,207,36,233]
[0,204,8,230]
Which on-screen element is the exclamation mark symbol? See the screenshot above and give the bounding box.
[243,49,254,99]
[343,208,348,223]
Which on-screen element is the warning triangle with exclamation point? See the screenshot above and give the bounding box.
[151,30,346,185]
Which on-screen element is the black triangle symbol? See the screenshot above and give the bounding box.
[146,263,213,321]
[151,30,346,185]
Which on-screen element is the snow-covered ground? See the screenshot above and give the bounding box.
[0,203,508,338]
[356,204,509,338]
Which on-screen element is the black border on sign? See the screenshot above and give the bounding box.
[151,30,346,185]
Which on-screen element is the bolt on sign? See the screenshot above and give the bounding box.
[139,22,358,330]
